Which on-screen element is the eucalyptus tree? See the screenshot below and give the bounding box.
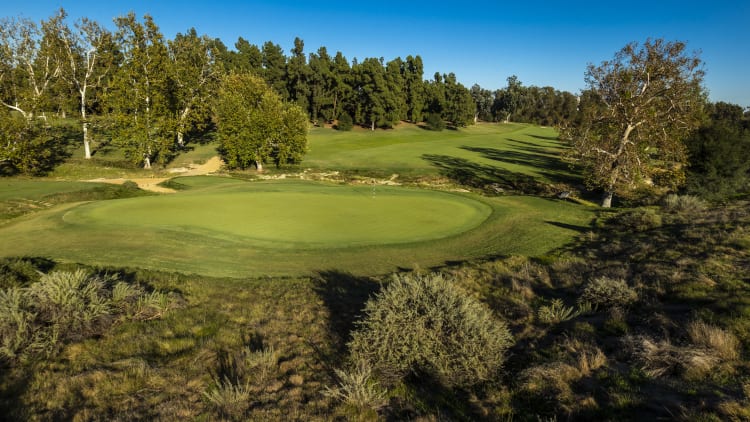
[216,73,307,171]
[286,37,309,115]
[471,84,494,123]
[561,39,705,207]
[404,55,425,123]
[109,13,174,169]
[442,73,474,127]
[168,28,223,147]
[261,41,287,98]
[54,11,116,158]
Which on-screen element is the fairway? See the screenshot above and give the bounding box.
[62,182,491,248]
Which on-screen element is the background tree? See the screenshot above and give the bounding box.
[442,72,474,127]
[560,39,705,207]
[684,101,750,200]
[109,13,174,169]
[168,28,222,147]
[55,11,115,158]
[0,13,63,120]
[471,84,494,122]
[261,41,287,99]
[286,37,309,116]
[216,73,307,171]
[493,75,522,122]
[404,55,425,123]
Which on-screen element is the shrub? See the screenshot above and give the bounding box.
[537,298,580,324]
[617,208,662,231]
[624,335,719,379]
[324,361,389,415]
[663,194,706,214]
[424,112,445,131]
[579,277,638,309]
[348,273,513,387]
[336,113,353,131]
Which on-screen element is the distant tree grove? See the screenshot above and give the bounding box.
[0,9,747,203]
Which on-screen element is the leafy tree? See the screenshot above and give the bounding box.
[168,28,223,147]
[442,72,474,127]
[261,41,287,98]
[308,46,332,123]
[286,37,309,115]
[0,12,64,120]
[53,9,116,158]
[229,36,262,73]
[493,75,522,122]
[0,110,59,174]
[561,39,705,207]
[109,13,174,169]
[471,84,494,122]
[684,102,750,200]
[354,57,398,130]
[404,55,425,123]
[216,73,307,171]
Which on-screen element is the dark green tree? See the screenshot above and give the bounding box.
[404,55,425,123]
[286,37,309,115]
[216,73,307,171]
[261,41,287,98]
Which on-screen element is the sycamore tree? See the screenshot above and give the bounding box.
[216,73,307,171]
[560,39,705,207]
[54,10,116,159]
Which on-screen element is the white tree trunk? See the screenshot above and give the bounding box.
[601,191,613,208]
[177,131,185,147]
[143,156,151,169]
[256,160,263,172]
[83,122,91,159]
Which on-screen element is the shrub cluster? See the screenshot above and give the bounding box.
[579,276,638,309]
[348,273,513,388]
[0,269,173,363]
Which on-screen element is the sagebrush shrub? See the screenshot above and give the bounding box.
[579,277,638,308]
[617,208,662,231]
[348,273,513,387]
[324,361,388,413]
[663,194,706,214]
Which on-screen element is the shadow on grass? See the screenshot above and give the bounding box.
[422,154,550,195]
[312,270,381,354]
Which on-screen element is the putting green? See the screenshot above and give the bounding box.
[62,182,491,248]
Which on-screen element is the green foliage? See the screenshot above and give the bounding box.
[616,208,663,231]
[662,194,706,214]
[685,101,750,201]
[216,73,308,170]
[579,277,638,308]
[348,273,513,387]
[537,298,588,324]
[424,112,445,131]
[336,112,353,131]
[0,112,66,175]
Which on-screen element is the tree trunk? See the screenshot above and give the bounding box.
[256,160,263,172]
[177,131,184,148]
[83,122,91,159]
[144,156,151,169]
[371,120,375,131]
[601,191,614,208]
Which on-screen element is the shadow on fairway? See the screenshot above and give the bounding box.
[461,143,579,186]
[312,270,381,354]
[422,154,549,194]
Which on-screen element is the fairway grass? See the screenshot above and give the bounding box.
[0,178,593,277]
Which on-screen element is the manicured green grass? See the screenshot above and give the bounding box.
[0,178,594,277]
[305,123,576,185]
[0,179,104,202]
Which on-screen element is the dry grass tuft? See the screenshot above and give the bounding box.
[687,320,740,361]
[624,335,719,379]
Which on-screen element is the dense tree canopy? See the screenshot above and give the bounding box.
[216,73,307,171]
[560,39,706,207]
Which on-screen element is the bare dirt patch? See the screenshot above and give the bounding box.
[88,156,224,193]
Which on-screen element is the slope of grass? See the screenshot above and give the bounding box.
[304,123,576,187]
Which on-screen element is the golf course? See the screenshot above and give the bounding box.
[0,124,593,277]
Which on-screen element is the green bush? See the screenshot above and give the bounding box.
[662,194,706,214]
[348,273,513,387]
[336,113,353,131]
[617,208,662,231]
[579,277,638,309]
[424,112,446,131]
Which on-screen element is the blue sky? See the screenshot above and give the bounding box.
[3,1,749,106]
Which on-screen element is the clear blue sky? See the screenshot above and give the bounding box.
[3,0,749,107]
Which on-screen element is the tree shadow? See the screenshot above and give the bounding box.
[422,154,550,195]
[312,270,381,354]
[545,220,591,233]
[461,143,580,186]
